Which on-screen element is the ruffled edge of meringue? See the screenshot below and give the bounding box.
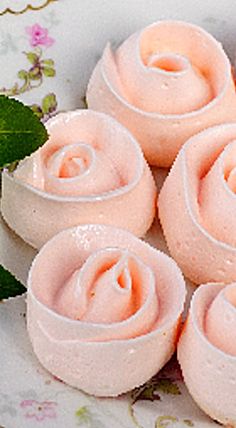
[184,281,236,360]
[27,223,186,344]
[181,123,236,252]
[99,20,232,120]
[4,110,147,203]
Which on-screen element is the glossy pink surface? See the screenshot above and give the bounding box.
[87,21,236,167]
[178,283,236,426]
[158,123,236,284]
[27,224,186,396]
[205,283,236,355]
[1,110,156,249]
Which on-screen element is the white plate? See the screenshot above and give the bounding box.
[0,1,235,426]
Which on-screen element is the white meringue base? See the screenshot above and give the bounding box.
[178,283,236,427]
[0,214,36,286]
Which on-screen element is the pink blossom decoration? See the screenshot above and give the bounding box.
[26,23,55,48]
[20,400,57,422]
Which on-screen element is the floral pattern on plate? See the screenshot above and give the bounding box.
[0,0,234,426]
[0,22,57,120]
[0,296,219,428]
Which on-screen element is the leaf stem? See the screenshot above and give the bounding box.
[128,401,143,428]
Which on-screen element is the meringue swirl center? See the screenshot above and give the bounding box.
[147,53,189,74]
[46,142,93,179]
[53,247,158,325]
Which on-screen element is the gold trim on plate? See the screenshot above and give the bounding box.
[0,0,57,16]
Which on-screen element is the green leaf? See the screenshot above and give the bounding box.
[183,420,194,427]
[26,52,38,64]
[131,382,161,404]
[30,104,43,119]
[131,376,180,405]
[75,406,104,428]
[42,93,57,114]
[42,67,55,77]
[0,95,48,167]
[0,265,26,300]
[7,160,19,173]
[75,406,91,424]
[28,67,41,80]
[157,379,181,395]
[42,59,54,67]
[17,70,28,80]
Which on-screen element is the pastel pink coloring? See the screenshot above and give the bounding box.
[26,23,55,47]
[20,400,57,422]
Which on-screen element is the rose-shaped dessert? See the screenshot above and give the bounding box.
[27,224,186,397]
[87,20,236,167]
[178,282,236,426]
[158,123,236,284]
[1,110,156,249]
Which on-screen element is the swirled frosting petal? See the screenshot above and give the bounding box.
[27,224,186,396]
[158,123,236,284]
[205,283,236,355]
[178,283,236,426]
[54,247,159,339]
[87,20,236,167]
[1,110,156,249]
[116,29,212,114]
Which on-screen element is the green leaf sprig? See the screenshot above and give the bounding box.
[0,95,49,299]
[0,95,48,168]
[0,266,26,300]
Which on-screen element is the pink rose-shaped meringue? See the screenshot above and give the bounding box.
[87,20,236,167]
[158,123,236,284]
[1,110,156,249]
[27,224,186,397]
[178,282,236,426]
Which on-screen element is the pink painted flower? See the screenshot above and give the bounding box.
[20,400,57,422]
[26,23,55,48]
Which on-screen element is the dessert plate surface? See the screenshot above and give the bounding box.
[1,1,235,426]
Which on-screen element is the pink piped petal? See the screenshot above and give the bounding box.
[158,123,236,284]
[87,21,236,167]
[205,284,236,355]
[27,224,186,396]
[2,110,156,249]
[116,30,212,114]
[178,283,236,426]
[53,247,159,340]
